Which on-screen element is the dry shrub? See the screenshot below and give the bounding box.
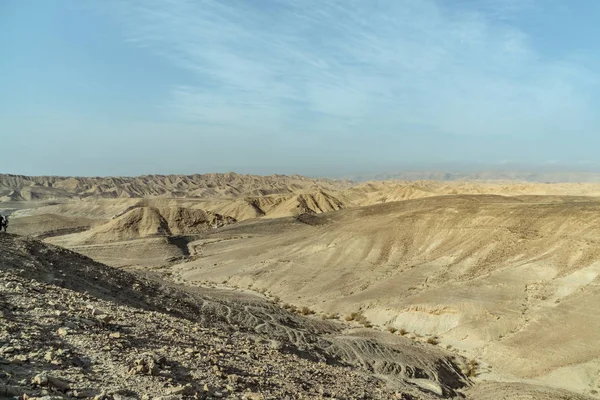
[465,359,479,377]
[386,327,397,334]
[426,337,439,345]
[300,306,314,315]
[345,311,367,323]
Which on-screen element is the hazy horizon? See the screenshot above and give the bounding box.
[6,161,600,182]
[3,0,600,176]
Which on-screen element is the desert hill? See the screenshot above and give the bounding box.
[165,194,600,398]
[7,173,600,234]
[0,233,485,399]
[75,206,236,244]
[9,174,600,232]
[8,190,346,222]
[36,206,236,268]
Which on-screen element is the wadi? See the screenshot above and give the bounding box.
[1,172,599,399]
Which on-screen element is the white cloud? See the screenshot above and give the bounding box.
[106,0,600,138]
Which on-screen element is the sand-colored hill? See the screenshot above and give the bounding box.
[40,206,236,267]
[165,194,600,398]
[12,178,600,229]
[74,206,235,244]
[6,191,349,267]
[10,189,348,224]
[199,190,346,220]
[6,171,600,210]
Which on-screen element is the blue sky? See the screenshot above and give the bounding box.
[2,0,600,177]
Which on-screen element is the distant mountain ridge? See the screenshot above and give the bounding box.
[347,170,600,183]
[0,172,352,201]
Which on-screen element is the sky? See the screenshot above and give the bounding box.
[2,0,600,177]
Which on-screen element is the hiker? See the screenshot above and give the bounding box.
[0,215,3,233]
[1,215,7,233]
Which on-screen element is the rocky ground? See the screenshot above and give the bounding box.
[0,233,474,399]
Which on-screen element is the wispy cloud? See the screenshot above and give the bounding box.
[107,0,600,139]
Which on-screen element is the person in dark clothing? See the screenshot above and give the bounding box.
[0,215,3,233]
[2,215,8,232]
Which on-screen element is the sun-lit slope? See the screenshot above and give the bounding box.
[41,206,236,267]
[11,198,141,219]
[10,213,105,238]
[150,190,347,221]
[343,180,600,205]
[59,206,235,244]
[13,189,348,224]
[171,194,600,396]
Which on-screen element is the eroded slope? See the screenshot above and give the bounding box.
[0,234,473,399]
[169,195,600,397]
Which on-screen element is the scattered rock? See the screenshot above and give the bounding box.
[242,393,265,400]
[129,357,159,376]
[31,372,70,391]
[1,346,16,354]
[32,373,49,386]
[57,327,70,337]
[96,314,113,324]
[112,394,137,400]
[269,340,283,351]
[166,384,193,395]
[69,389,98,398]
[12,354,29,363]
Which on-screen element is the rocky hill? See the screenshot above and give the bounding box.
[0,233,480,399]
